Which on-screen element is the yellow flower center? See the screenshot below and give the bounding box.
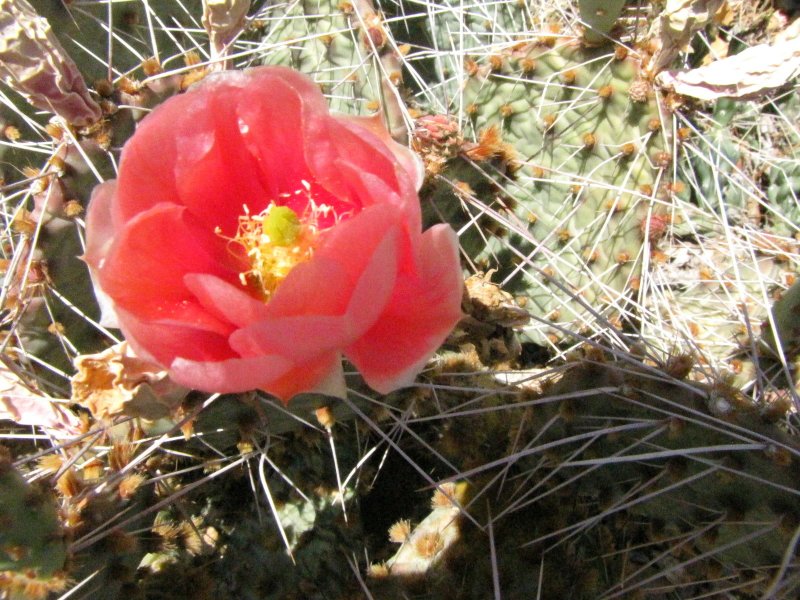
[228,203,317,301]
[217,181,352,302]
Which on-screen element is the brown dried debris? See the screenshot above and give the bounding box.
[71,342,188,421]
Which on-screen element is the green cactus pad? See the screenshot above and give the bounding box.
[438,39,672,347]
[0,454,66,580]
[253,0,404,126]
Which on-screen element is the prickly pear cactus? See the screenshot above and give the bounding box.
[25,0,204,82]
[429,36,672,348]
[367,348,800,598]
[767,160,800,238]
[763,278,800,360]
[764,89,800,239]
[641,93,800,370]
[0,449,68,599]
[2,1,800,599]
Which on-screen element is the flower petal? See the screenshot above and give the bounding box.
[173,98,269,234]
[83,180,120,327]
[169,354,294,394]
[332,160,421,233]
[116,306,236,367]
[184,273,270,328]
[236,67,330,200]
[345,225,464,393]
[267,203,401,318]
[258,352,345,401]
[83,180,117,271]
[334,113,426,191]
[98,203,239,329]
[231,315,350,358]
[308,115,416,212]
[229,206,401,400]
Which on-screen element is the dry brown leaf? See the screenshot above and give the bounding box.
[657,18,800,100]
[71,342,188,421]
[202,0,250,64]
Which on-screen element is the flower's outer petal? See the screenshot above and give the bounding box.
[114,72,271,235]
[113,110,182,222]
[83,180,120,327]
[98,203,237,331]
[84,180,117,271]
[259,352,345,402]
[173,96,269,235]
[334,113,426,191]
[230,223,398,356]
[259,256,351,316]
[232,315,350,358]
[332,160,421,234]
[115,306,237,367]
[307,115,416,215]
[345,224,464,393]
[307,358,347,399]
[184,273,270,328]
[169,354,294,395]
[341,225,400,334]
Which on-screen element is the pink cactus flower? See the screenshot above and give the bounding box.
[84,66,463,403]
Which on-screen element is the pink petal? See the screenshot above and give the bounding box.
[0,372,81,436]
[231,315,350,358]
[114,103,185,221]
[333,160,421,234]
[236,67,328,199]
[114,71,270,233]
[116,306,236,367]
[306,359,347,398]
[98,203,238,330]
[345,225,464,393]
[83,180,120,327]
[267,203,402,318]
[342,226,400,332]
[229,207,400,391]
[308,115,413,211]
[173,103,269,234]
[258,256,351,317]
[256,352,345,402]
[184,273,270,328]
[334,113,425,191]
[83,180,117,271]
[169,353,294,394]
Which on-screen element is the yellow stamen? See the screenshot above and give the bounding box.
[230,203,316,301]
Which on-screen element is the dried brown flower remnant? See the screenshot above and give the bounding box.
[0,0,101,126]
[71,342,188,421]
[202,0,251,64]
[463,271,530,329]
